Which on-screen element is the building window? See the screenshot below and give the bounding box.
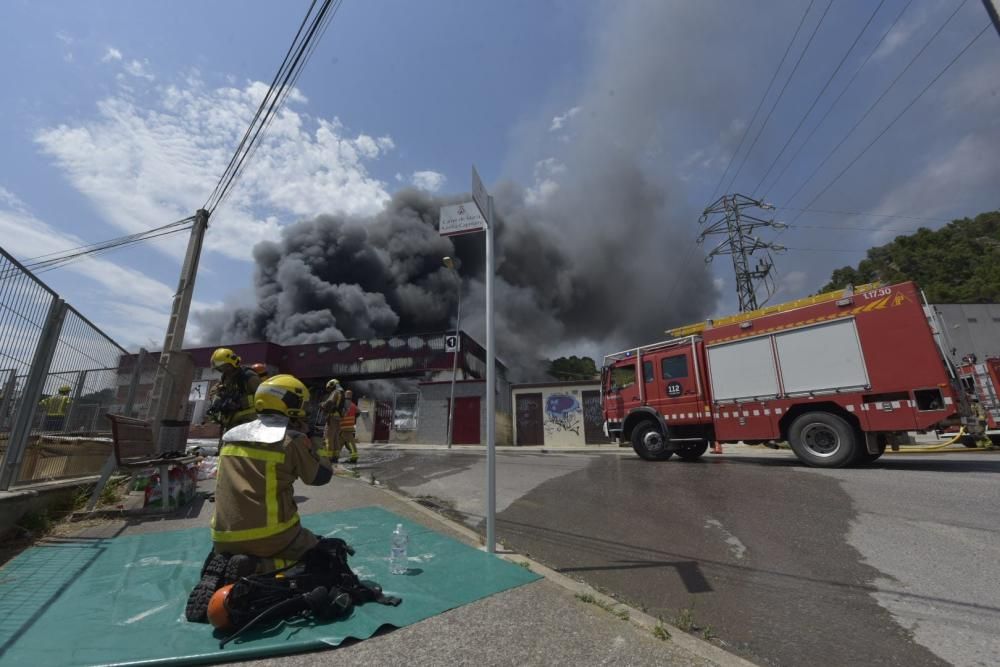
[392,392,419,431]
[968,318,978,323]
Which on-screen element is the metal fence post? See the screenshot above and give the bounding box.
[0,369,15,432]
[0,297,67,490]
[122,348,147,418]
[63,370,88,433]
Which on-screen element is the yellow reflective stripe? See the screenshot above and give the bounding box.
[266,460,278,528]
[211,515,300,543]
[212,443,295,543]
[220,445,285,463]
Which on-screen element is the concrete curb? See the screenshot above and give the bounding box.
[366,477,757,667]
[364,443,633,455]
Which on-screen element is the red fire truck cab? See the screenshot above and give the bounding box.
[602,281,973,468]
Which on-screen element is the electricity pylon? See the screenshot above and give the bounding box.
[698,194,786,312]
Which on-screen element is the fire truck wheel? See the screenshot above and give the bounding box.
[675,441,709,460]
[631,421,673,461]
[788,412,858,468]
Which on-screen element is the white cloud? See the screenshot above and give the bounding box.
[35,73,394,262]
[0,192,186,345]
[549,106,581,132]
[410,170,446,192]
[124,59,155,81]
[525,157,566,205]
[773,270,808,300]
[55,31,73,45]
[867,131,1000,244]
[102,47,123,63]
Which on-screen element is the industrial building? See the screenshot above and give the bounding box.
[115,330,512,445]
[931,304,1000,362]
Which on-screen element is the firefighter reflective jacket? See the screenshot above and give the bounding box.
[39,395,71,416]
[213,368,259,430]
[211,415,333,557]
[340,401,357,431]
[321,388,344,421]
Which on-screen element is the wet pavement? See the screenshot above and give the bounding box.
[367,447,1000,666]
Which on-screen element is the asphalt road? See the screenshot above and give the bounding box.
[365,446,1000,666]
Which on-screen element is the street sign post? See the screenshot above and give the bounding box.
[439,203,486,237]
[437,165,497,553]
[472,166,489,220]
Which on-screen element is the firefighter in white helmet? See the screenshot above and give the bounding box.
[319,379,345,460]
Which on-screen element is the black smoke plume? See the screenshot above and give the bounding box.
[199,3,725,379]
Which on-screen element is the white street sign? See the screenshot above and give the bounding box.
[439,202,486,237]
[471,165,489,221]
[444,334,460,352]
[189,380,210,402]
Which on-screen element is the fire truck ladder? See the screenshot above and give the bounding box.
[973,364,1000,426]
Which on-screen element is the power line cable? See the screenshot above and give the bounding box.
[215,0,343,212]
[203,0,319,210]
[780,0,970,210]
[208,1,330,211]
[761,0,915,201]
[207,0,339,214]
[791,22,990,221]
[20,216,194,264]
[706,0,817,202]
[27,224,195,274]
[785,223,912,233]
[774,207,950,223]
[723,0,834,194]
[751,0,887,196]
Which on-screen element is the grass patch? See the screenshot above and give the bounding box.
[515,560,532,570]
[701,625,716,641]
[674,606,696,632]
[653,621,671,641]
[575,592,629,620]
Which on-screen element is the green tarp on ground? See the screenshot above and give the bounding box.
[0,506,539,666]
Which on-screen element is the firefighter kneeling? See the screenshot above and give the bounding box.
[186,373,333,622]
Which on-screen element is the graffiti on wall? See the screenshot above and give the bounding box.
[545,393,581,435]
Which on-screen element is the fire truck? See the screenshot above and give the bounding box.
[602,281,987,468]
[957,356,1000,442]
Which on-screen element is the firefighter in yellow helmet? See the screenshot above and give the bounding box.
[186,374,333,621]
[211,374,332,562]
[318,379,345,460]
[39,385,72,431]
[205,348,260,432]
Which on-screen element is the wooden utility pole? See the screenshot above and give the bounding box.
[146,209,209,432]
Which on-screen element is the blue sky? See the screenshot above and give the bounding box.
[0,0,998,354]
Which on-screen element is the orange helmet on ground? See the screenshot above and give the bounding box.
[207,584,235,631]
[250,363,268,378]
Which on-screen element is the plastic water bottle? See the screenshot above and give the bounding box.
[389,523,408,574]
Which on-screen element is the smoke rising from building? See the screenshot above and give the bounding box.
[199,3,720,379]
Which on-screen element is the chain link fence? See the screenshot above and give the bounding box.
[0,247,153,489]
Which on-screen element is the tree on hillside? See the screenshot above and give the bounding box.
[547,356,599,381]
[821,210,1000,303]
